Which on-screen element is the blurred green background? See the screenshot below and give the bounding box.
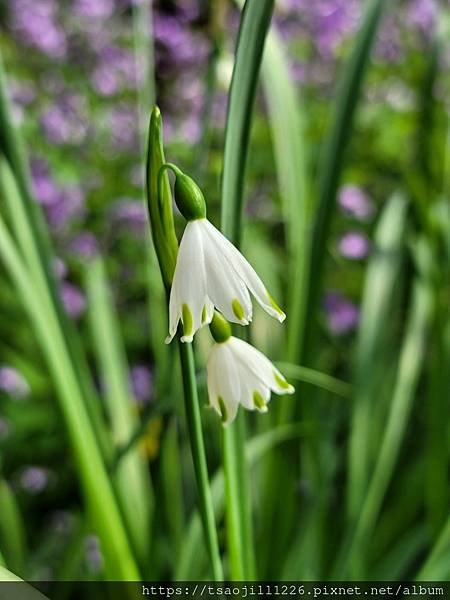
[0,0,449,587]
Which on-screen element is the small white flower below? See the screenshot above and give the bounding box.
[167,218,285,343]
[207,336,294,425]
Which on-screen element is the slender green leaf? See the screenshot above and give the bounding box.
[0,480,26,576]
[276,362,351,398]
[0,208,139,580]
[85,257,153,569]
[348,193,407,517]
[303,0,389,356]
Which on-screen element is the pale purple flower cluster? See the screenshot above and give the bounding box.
[0,366,30,399]
[19,466,50,493]
[32,159,86,231]
[130,365,153,406]
[9,0,67,59]
[60,282,87,319]
[85,535,104,573]
[338,232,370,260]
[40,93,88,146]
[338,185,374,221]
[323,292,360,335]
[91,46,138,97]
[153,7,210,143]
[110,199,148,236]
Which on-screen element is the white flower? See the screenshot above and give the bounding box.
[206,336,294,425]
[166,218,285,343]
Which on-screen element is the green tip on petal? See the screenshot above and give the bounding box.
[218,397,228,423]
[231,298,246,322]
[182,303,193,338]
[274,372,295,393]
[201,305,208,324]
[253,391,268,412]
[268,293,286,322]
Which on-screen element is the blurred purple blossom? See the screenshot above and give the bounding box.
[31,160,60,206]
[69,232,99,259]
[107,104,139,150]
[130,365,153,406]
[60,282,86,319]
[91,46,138,96]
[407,0,437,37]
[85,535,104,573]
[73,0,115,19]
[46,186,86,230]
[52,257,68,280]
[0,366,30,399]
[40,94,88,145]
[338,185,374,221]
[338,232,370,260]
[19,466,50,493]
[111,199,147,236]
[9,0,67,59]
[323,292,359,335]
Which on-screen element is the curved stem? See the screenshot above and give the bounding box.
[178,341,223,581]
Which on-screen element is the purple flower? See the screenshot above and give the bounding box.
[130,365,153,406]
[338,185,374,221]
[40,94,87,145]
[46,186,86,230]
[407,0,437,37]
[106,104,139,151]
[110,199,147,236]
[10,0,67,59]
[31,160,60,206]
[323,292,359,335]
[19,466,49,493]
[85,535,104,573]
[73,0,115,19]
[0,366,30,399]
[338,232,370,260]
[69,232,99,259]
[60,282,86,319]
[52,257,68,280]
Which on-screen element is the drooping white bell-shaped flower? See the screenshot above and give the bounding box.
[167,217,286,343]
[205,312,294,425]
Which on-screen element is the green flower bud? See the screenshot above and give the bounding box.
[173,171,207,221]
[209,311,232,344]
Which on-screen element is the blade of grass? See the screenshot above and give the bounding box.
[416,515,450,581]
[0,479,27,576]
[220,0,274,579]
[178,341,223,581]
[276,362,351,398]
[303,0,389,358]
[0,57,112,463]
[0,565,48,598]
[159,418,185,563]
[176,422,312,580]
[85,257,153,570]
[0,205,139,580]
[261,30,311,366]
[348,193,408,518]
[337,240,433,578]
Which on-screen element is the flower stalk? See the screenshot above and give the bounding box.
[146,106,223,580]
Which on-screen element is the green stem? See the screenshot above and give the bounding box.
[178,341,223,581]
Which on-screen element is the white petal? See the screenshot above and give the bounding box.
[198,220,253,325]
[234,359,271,412]
[166,220,212,344]
[202,220,286,323]
[206,343,240,425]
[228,337,294,395]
